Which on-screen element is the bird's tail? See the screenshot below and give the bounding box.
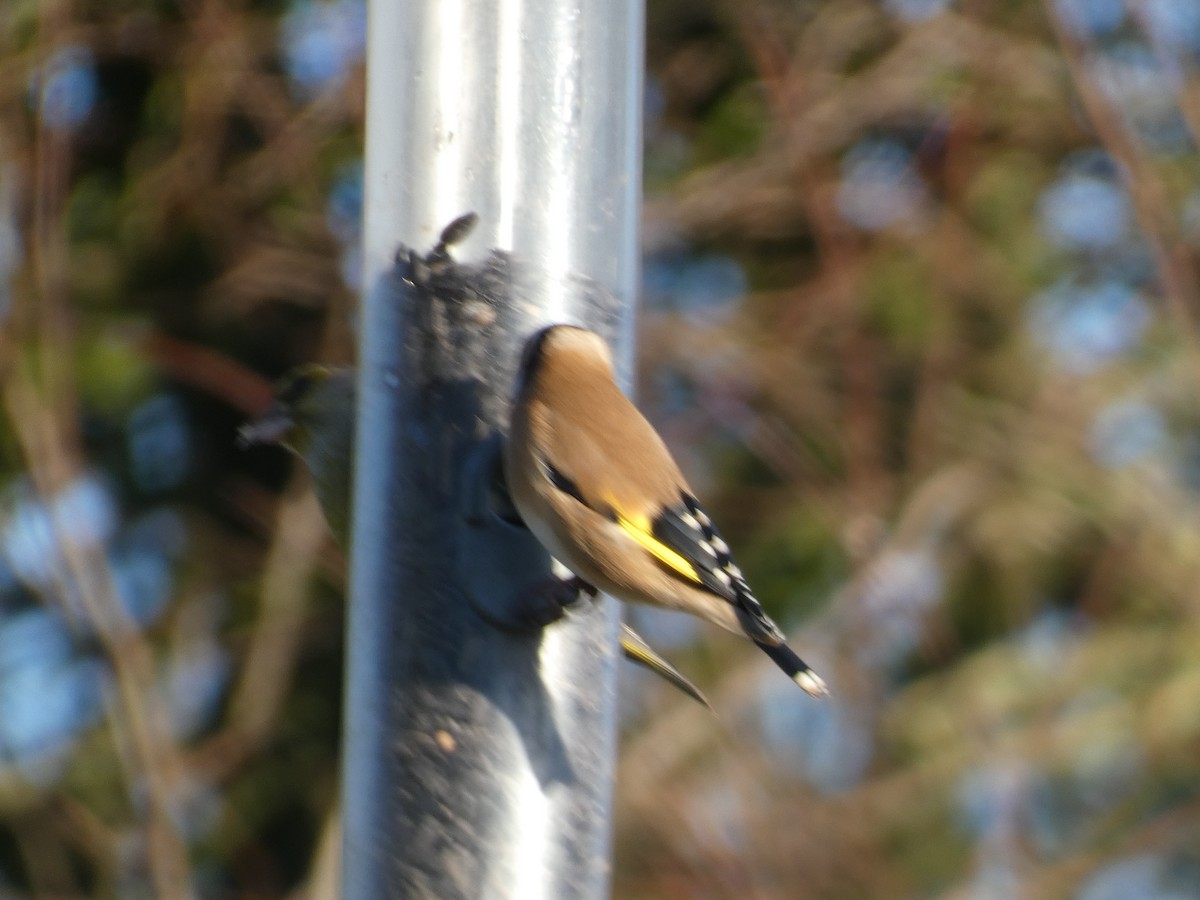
[732,587,829,699]
[753,638,829,699]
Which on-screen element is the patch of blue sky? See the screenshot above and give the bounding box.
[0,666,78,761]
[326,160,363,288]
[2,473,119,591]
[1053,0,1126,38]
[1038,173,1130,252]
[759,667,870,792]
[1091,42,1188,150]
[0,608,72,674]
[836,139,927,231]
[854,548,944,672]
[1088,398,1168,468]
[692,784,750,852]
[1017,606,1088,672]
[1077,854,1188,900]
[110,548,173,628]
[884,0,950,23]
[1027,278,1151,375]
[127,394,190,494]
[34,46,98,131]
[3,491,60,589]
[623,607,700,652]
[281,0,367,98]
[0,609,105,779]
[956,762,1028,840]
[1141,0,1200,55]
[326,159,363,244]
[643,253,747,325]
[339,244,362,291]
[165,642,229,739]
[54,472,120,550]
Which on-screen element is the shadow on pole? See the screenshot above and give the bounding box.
[346,216,632,897]
[348,0,642,892]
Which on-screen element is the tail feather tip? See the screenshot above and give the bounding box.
[794,669,829,699]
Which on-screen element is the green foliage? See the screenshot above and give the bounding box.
[741,504,848,619]
[863,249,937,352]
[693,84,769,164]
[75,327,157,412]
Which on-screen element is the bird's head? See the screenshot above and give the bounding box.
[238,364,350,456]
[515,324,613,395]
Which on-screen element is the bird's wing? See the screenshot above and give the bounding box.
[536,395,786,640]
[533,413,827,697]
[538,443,751,606]
[533,424,714,589]
[612,489,789,645]
[615,493,740,602]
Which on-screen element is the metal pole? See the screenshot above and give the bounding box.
[346,0,643,896]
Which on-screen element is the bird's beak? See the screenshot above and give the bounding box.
[237,403,294,449]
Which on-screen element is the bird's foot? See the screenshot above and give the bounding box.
[507,573,596,629]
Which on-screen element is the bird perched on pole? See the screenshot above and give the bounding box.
[505,325,828,698]
[239,364,711,709]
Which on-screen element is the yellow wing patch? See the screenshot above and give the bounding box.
[612,506,703,585]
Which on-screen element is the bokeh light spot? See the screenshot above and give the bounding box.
[837,140,927,231]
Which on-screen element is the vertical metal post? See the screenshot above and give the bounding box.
[346,0,643,897]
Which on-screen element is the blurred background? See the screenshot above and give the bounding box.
[2,0,1199,896]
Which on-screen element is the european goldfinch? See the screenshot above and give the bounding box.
[240,365,712,709]
[504,325,828,698]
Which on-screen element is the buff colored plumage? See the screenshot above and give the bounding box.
[505,326,827,698]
